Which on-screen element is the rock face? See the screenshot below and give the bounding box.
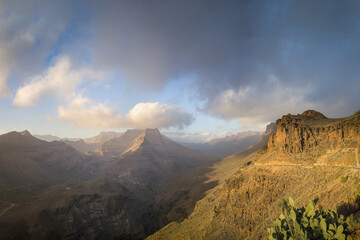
[267,110,360,153]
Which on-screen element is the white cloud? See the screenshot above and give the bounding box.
[57,96,193,129]
[206,76,314,126]
[126,102,193,129]
[13,56,103,106]
[0,1,71,98]
[57,95,124,128]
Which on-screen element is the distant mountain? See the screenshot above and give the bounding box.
[35,131,123,154]
[61,139,99,154]
[182,131,263,158]
[0,130,89,187]
[83,131,123,144]
[33,134,61,142]
[97,128,218,184]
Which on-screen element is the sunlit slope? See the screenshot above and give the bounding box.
[148,110,360,240]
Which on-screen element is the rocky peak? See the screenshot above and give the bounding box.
[301,110,327,119]
[21,130,31,136]
[144,128,162,140]
[265,122,276,135]
[267,110,360,154]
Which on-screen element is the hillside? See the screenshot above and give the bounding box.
[148,110,360,239]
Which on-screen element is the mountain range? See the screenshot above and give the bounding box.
[0,110,359,239]
[181,131,262,158]
[0,128,216,239]
[148,110,360,239]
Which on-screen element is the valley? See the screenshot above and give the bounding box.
[2,1,359,239]
[0,110,359,239]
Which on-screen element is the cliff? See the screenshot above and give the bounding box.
[267,110,360,153]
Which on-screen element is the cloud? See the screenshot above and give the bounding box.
[91,0,360,122]
[204,76,315,125]
[57,95,193,129]
[126,102,193,129]
[3,0,360,128]
[13,56,103,106]
[0,0,73,97]
[57,95,124,128]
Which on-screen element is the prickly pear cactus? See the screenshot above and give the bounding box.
[268,197,348,240]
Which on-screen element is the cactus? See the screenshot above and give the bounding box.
[268,197,349,240]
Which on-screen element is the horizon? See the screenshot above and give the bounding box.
[0,126,265,144]
[1,1,360,139]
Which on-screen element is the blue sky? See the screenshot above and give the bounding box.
[0,1,360,141]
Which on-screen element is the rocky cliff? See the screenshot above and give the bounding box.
[267,110,360,153]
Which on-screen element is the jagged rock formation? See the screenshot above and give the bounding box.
[267,110,360,153]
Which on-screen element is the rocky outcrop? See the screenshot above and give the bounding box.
[267,110,360,153]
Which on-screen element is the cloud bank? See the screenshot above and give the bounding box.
[0,0,72,97]
[57,95,193,129]
[2,0,360,129]
[13,56,102,106]
[92,0,360,123]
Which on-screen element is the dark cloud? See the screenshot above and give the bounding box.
[3,0,360,124]
[90,0,360,122]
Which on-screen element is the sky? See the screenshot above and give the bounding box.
[0,0,360,141]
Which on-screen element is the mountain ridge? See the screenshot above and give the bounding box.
[147,110,360,239]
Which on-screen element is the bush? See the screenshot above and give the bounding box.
[268,197,353,240]
[340,176,348,183]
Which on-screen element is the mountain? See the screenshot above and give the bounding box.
[83,131,123,144]
[268,110,360,154]
[62,139,99,154]
[34,134,61,142]
[98,128,218,184]
[181,131,262,158]
[34,132,123,154]
[148,110,360,239]
[0,130,89,187]
[0,128,218,240]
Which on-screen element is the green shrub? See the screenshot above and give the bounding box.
[268,197,353,240]
[340,176,348,183]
